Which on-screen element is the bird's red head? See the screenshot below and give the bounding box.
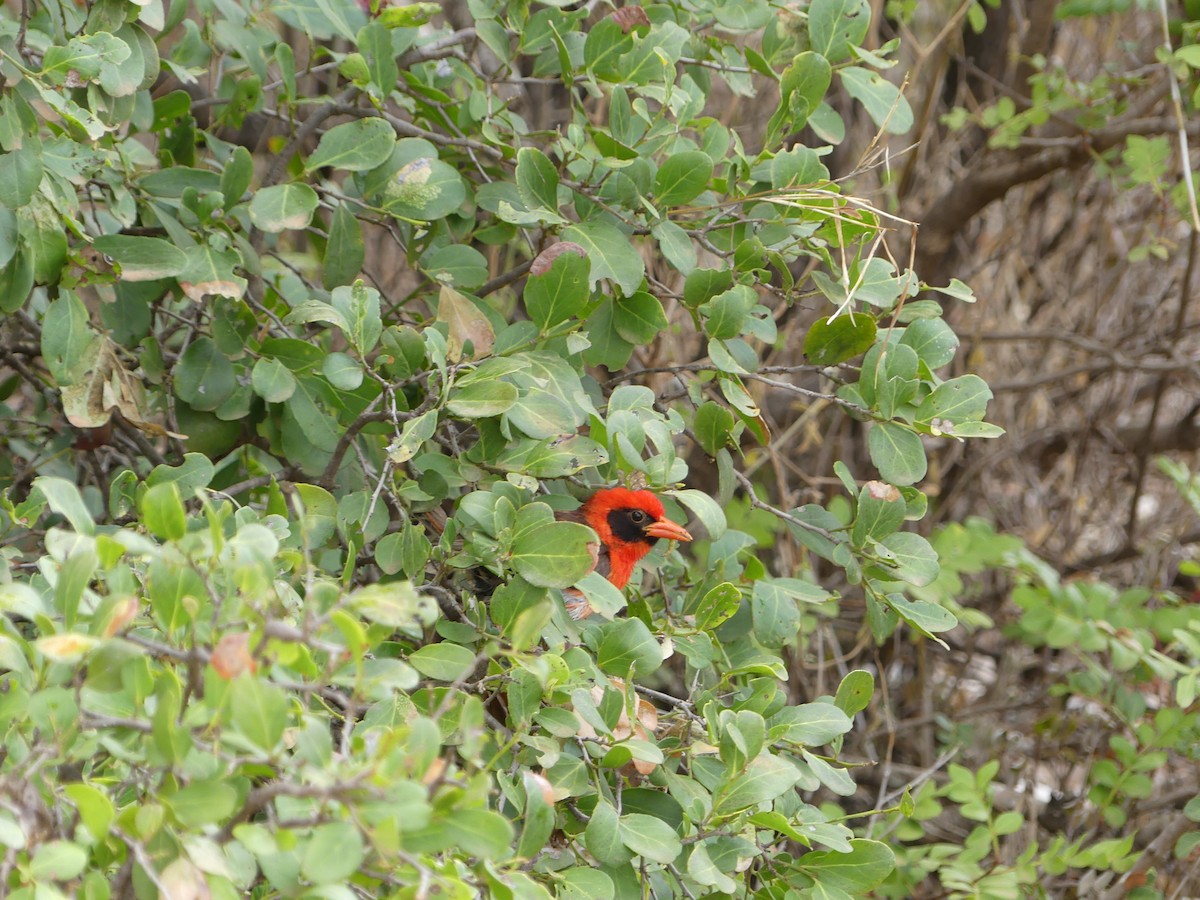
[580,488,693,564]
[560,487,693,618]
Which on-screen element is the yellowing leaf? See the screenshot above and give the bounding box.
[437,285,494,362]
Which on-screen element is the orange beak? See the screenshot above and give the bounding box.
[645,519,693,542]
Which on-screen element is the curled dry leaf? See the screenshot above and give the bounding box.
[525,771,556,806]
[610,6,650,32]
[623,471,649,492]
[181,280,246,303]
[60,336,186,438]
[37,633,99,662]
[865,481,902,502]
[103,597,140,637]
[422,756,448,786]
[160,856,211,900]
[210,632,256,679]
[529,241,587,277]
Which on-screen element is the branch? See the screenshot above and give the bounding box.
[918,115,1200,270]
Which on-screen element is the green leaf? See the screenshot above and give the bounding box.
[682,270,732,311]
[804,312,877,365]
[167,780,238,827]
[597,618,662,677]
[694,401,735,455]
[512,513,598,588]
[92,235,187,282]
[495,434,609,478]
[29,840,88,882]
[714,754,801,814]
[0,245,33,314]
[516,146,560,212]
[179,241,247,302]
[867,423,927,486]
[409,643,476,681]
[700,285,755,340]
[584,17,634,79]
[506,387,580,439]
[834,669,874,717]
[651,218,697,274]
[613,291,669,343]
[516,770,557,860]
[359,21,398,95]
[443,809,515,860]
[328,282,378,356]
[64,784,115,840]
[654,151,712,207]
[524,251,590,330]
[692,582,742,631]
[839,66,914,134]
[249,182,320,232]
[668,489,725,540]
[582,299,635,369]
[767,51,833,141]
[851,481,906,546]
[751,581,803,647]
[323,201,365,289]
[175,337,236,412]
[251,356,297,403]
[929,277,976,303]
[586,802,630,866]
[220,145,253,209]
[41,32,130,82]
[807,0,870,62]
[447,380,519,418]
[558,868,616,900]
[878,532,940,586]
[41,291,95,385]
[140,482,186,541]
[713,0,773,32]
[306,117,396,172]
[348,582,437,629]
[916,374,992,424]
[887,594,956,638]
[146,453,216,495]
[301,822,365,885]
[563,220,645,296]
[619,813,681,865]
[899,317,958,369]
[424,243,488,290]
[0,145,43,209]
[229,676,288,753]
[798,838,895,892]
[382,149,466,221]
[774,701,853,746]
[322,351,363,389]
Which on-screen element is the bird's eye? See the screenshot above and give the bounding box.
[630,509,647,523]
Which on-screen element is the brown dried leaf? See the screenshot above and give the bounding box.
[437,285,494,362]
[610,6,650,32]
[211,632,256,680]
[635,697,658,734]
[181,280,245,303]
[60,336,186,438]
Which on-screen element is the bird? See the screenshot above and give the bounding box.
[554,487,693,620]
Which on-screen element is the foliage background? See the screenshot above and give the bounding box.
[2,0,1200,897]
